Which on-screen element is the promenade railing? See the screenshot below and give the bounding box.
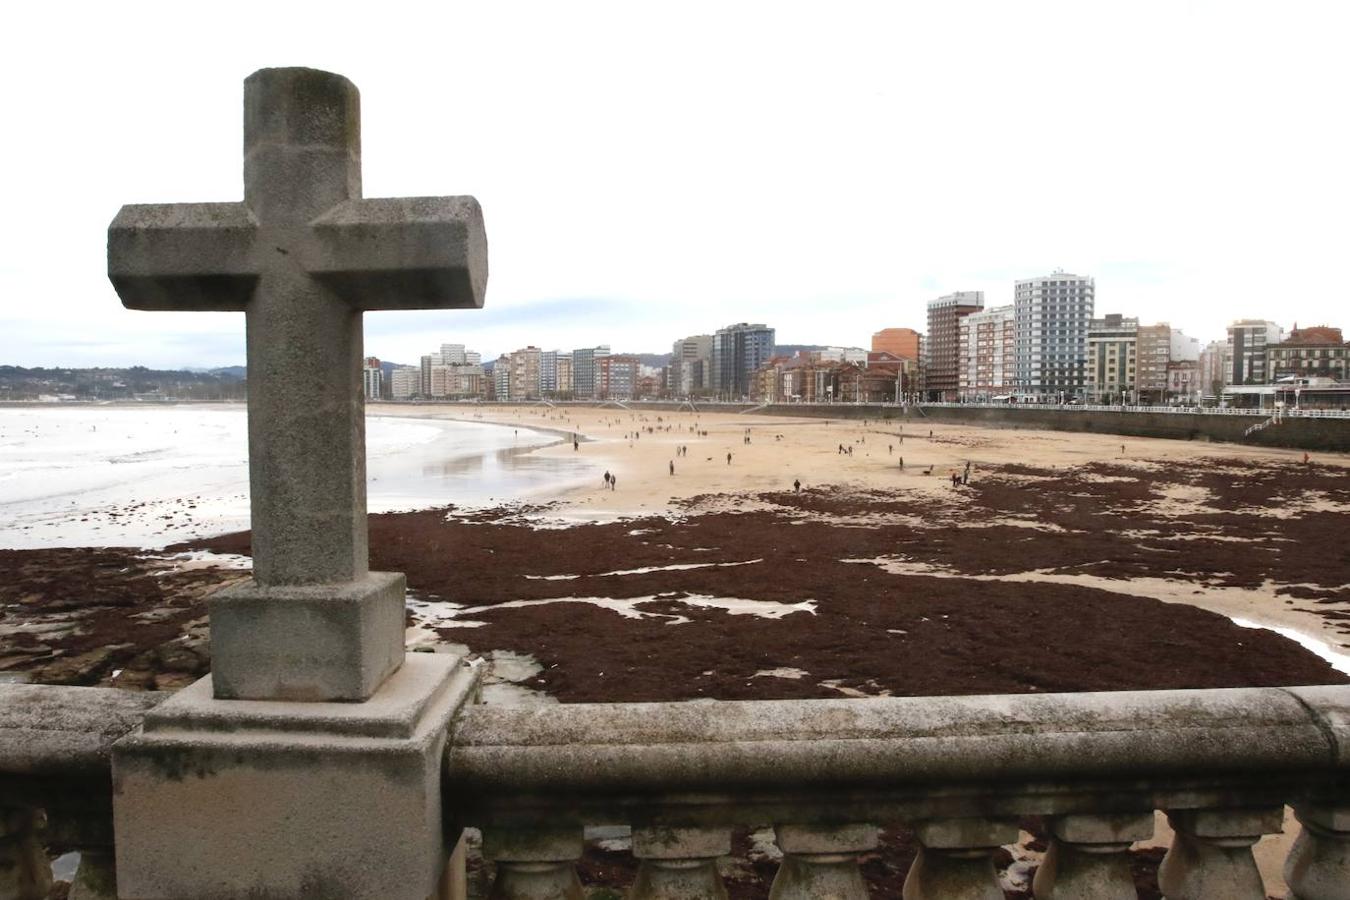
[6,682,1348,899]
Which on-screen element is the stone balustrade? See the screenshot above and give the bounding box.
[3,682,1349,898]
[445,685,1350,899]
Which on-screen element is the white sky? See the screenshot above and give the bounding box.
[2,1,1347,368]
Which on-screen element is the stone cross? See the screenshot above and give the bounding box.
[108,68,487,701]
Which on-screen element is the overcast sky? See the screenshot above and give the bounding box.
[3,1,1347,369]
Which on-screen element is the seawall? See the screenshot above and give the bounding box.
[755,404,1350,453]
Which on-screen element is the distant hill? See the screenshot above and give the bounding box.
[0,365,247,401]
[628,352,671,368]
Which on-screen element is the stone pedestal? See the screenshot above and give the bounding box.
[209,571,406,701]
[112,654,478,900]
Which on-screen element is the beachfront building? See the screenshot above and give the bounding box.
[539,350,559,396]
[670,334,713,397]
[636,366,665,399]
[419,343,482,396]
[1167,360,1200,403]
[1135,324,1172,404]
[1014,272,1095,402]
[925,291,984,401]
[492,355,511,400]
[1224,320,1283,385]
[958,305,1015,401]
[444,365,484,398]
[555,354,573,398]
[1086,314,1139,404]
[389,366,419,400]
[865,351,914,401]
[1268,326,1348,383]
[711,323,776,400]
[871,327,922,363]
[508,346,542,400]
[571,345,610,399]
[1198,341,1226,402]
[597,354,640,400]
[363,357,382,400]
[749,356,791,404]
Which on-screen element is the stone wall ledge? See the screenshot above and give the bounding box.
[444,686,1350,824]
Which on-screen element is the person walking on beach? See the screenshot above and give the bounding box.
[669,460,675,476]
[603,471,611,489]
[726,452,733,465]
[899,456,904,470]
[794,478,801,493]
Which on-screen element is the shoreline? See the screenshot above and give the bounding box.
[4,405,1348,692]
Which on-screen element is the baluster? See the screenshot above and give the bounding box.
[630,826,730,899]
[1032,811,1153,900]
[1285,803,1350,900]
[769,822,876,900]
[0,809,52,900]
[484,827,583,900]
[1158,806,1282,900]
[902,816,1017,900]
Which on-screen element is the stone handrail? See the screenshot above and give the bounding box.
[444,685,1350,899]
[4,683,1350,898]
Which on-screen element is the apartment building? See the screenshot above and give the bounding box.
[1225,320,1283,385]
[710,323,775,399]
[362,357,382,400]
[671,335,713,397]
[925,291,984,400]
[597,354,640,400]
[1268,326,1348,382]
[1135,324,1171,404]
[958,305,1015,400]
[1014,272,1095,401]
[1086,314,1138,403]
[389,367,419,400]
[571,346,610,399]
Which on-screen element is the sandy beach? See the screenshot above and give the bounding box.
[375,402,1350,660]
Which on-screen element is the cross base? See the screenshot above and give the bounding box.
[209,571,406,701]
[112,654,479,900]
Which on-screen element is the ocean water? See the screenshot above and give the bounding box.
[0,405,594,549]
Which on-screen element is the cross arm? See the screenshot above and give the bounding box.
[306,196,487,311]
[108,202,259,311]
